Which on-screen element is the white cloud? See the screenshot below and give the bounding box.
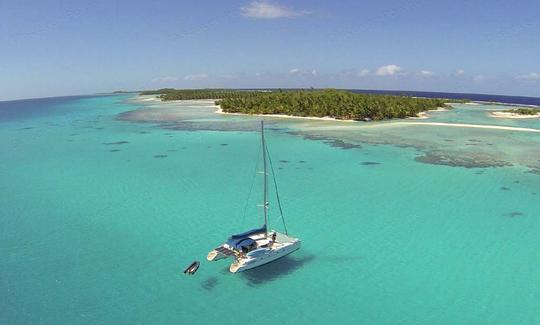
[515,72,540,81]
[418,70,435,78]
[240,1,305,19]
[358,69,370,77]
[183,74,209,81]
[289,68,317,76]
[455,69,465,76]
[151,76,179,83]
[473,75,486,82]
[375,64,402,76]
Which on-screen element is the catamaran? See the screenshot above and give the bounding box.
[207,121,301,273]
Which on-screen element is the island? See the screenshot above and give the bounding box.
[140,88,453,121]
[491,108,540,119]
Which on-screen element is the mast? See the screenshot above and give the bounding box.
[261,120,268,236]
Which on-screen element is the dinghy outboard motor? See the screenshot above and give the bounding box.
[184,261,200,275]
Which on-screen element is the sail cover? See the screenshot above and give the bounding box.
[230,225,266,240]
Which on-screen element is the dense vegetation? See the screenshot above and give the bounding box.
[139,88,259,100]
[218,89,448,120]
[140,88,450,120]
[504,108,540,115]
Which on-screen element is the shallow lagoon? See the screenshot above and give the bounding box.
[1,94,539,324]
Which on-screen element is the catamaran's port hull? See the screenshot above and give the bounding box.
[229,240,301,273]
[207,250,228,261]
[206,250,227,262]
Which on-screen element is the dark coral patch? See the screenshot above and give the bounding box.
[324,139,361,150]
[19,127,34,130]
[360,161,381,166]
[279,160,289,163]
[500,186,510,191]
[154,154,168,158]
[287,132,361,150]
[298,160,306,163]
[110,149,121,152]
[103,141,129,145]
[220,143,228,146]
[504,212,523,217]
[415,152,510,168]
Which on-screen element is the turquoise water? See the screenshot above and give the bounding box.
[1,95,539,324]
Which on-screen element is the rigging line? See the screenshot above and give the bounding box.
[240,140,262,228]
[265,144,289,235]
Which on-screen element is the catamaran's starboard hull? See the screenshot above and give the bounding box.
[229,240,301,273]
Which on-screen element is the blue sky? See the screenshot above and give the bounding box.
[1,0,539,100]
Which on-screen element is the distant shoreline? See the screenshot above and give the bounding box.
[134,94,448,122]
[126,94,540,133]
[214,106,357,122]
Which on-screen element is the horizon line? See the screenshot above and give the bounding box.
[2,88,540,103]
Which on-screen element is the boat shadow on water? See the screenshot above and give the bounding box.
[239,253,315,286]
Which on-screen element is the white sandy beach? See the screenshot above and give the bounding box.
[490,111,540,119]
[133,95,217,107]
[214,107,354,122]
[408,107,448,119]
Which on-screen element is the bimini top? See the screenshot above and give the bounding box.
[230,226,266,240]
[226,226,266,250]
[227,237,256,251]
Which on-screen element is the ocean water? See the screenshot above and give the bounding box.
[348,89,540,106]
[1,94,539,324]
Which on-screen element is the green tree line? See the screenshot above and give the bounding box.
[218,89,448,120]
[140,88,262,100]
[504,108,540,115]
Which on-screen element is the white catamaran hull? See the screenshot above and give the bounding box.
[229,240,301,273]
